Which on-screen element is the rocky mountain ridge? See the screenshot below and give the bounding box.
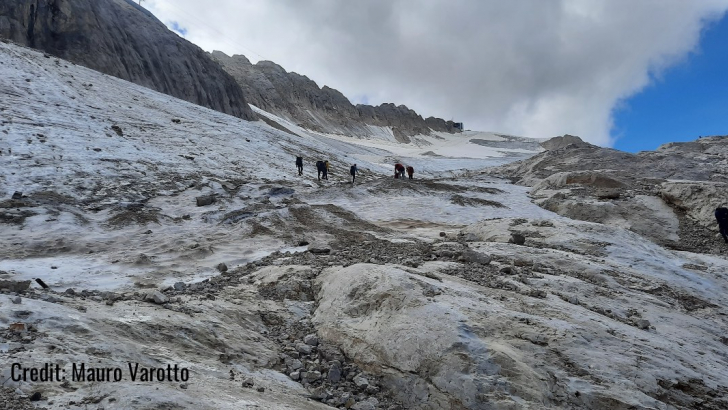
[211,51,460,141]
[0,0,256,120]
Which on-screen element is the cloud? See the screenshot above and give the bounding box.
[145,0,728,146]
[168,21,188,37]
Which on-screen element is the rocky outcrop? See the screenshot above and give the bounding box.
[660,181,728,228]
[211,51,459,139]
[313,264,519,409]
[0,0,255,120]
[494,134,728,186]
[489,135,728,251]
[540,134,592,150]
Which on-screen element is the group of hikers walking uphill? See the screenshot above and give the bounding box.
[295,156,413,184]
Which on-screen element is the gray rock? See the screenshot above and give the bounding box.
[216,263,228,273]
[173,282,185,291]
[353,375,369,389]
[540,134,592,151]
[0,279,31,293]
[296,343,313,355]
[509,233,526,245]
[303,370,321,383]
[366,385,380,394]
[150,291,168,304]
[289,371,300,381]
[461,249,492,265]
[308,385,329,401]
[636,319,651,330]
[0,0,255,121]
[241,377,254,388]
[303,334,319,346]
[327,363,342,383]
[11,296,21,304]
[499,266,516,275]
[285,358,303,371]
[196,195,216,207]
[308,246,331,255]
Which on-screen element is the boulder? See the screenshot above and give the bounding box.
[149,291,168,304]
[460,249,491,265]
[313,264,518,409]
[509,233,526,245]
[327,363,342,383]
[0,279,31,292]
[196,195,216,207]
[303,334,319,346]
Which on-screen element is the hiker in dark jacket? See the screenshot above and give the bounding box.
[350,164,358,184]
[316,160,328,181]
[716,207,728,243]
[406,166,414,180]
[295,156,303,176]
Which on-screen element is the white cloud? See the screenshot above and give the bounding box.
[145,0,728,146]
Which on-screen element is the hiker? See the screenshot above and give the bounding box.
[325,160,330,177]
[406,166,414,180]
[295,156,303,176]
[350,164,358,183]
[715,206,728,243]
[394,163,405,179]
[316,160,328,181]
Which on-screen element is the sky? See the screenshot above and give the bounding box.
[612,14,728,152]
[143,0,728,150]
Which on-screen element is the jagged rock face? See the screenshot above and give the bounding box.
[0,0,255,120]
[211,51,460,139]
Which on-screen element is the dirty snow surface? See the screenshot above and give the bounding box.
[1,41,727,410]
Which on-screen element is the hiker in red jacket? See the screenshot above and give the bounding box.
[394,163,405,179]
